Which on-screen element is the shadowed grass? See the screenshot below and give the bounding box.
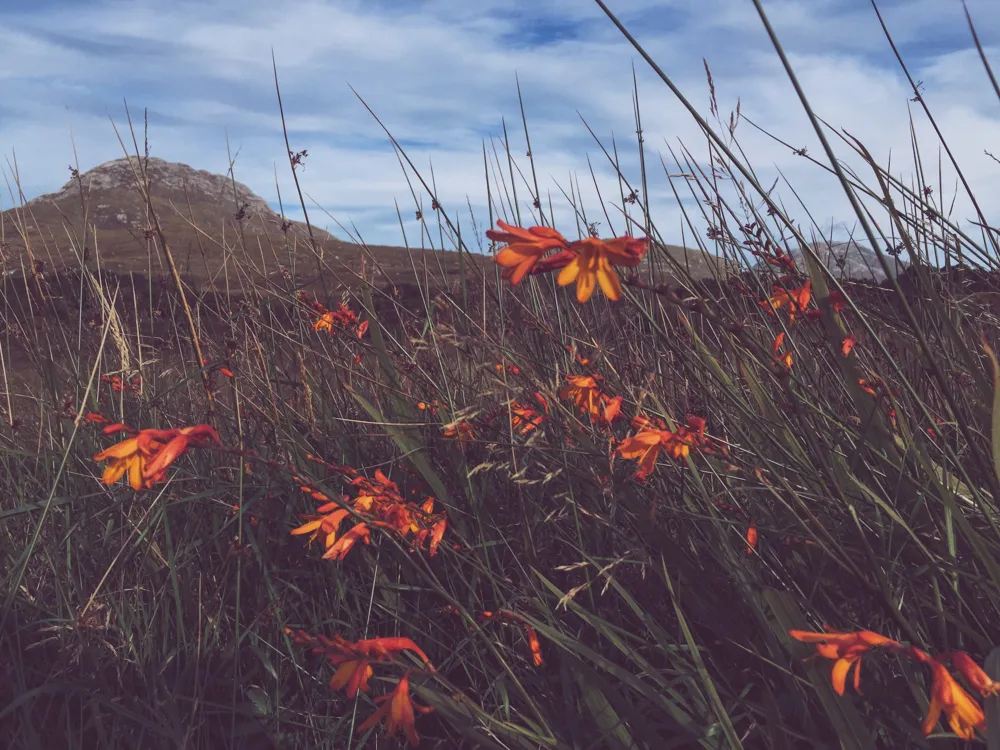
[3,1,1000,748]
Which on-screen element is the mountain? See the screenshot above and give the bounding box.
[31,157,279,228]
[0,156,468,288]
[785,240,907,283]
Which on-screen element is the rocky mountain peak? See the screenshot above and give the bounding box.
[2,157,348,278]
[33,156,277,221]
[794,240,907,283]
[753,240,908,283]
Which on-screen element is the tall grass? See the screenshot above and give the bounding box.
[2,2,1000,748]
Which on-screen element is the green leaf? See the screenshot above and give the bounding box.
[573,669,640,750]
[244,685,271,717]
[981,338,1000,491]
[361,279,415,422]
[661,563,743,750]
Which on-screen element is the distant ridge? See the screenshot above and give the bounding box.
[788,240,907,283]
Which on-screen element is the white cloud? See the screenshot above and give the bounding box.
[0,0,997,251]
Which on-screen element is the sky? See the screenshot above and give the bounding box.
[1,0,999,251]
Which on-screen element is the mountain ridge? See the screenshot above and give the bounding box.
[787,240,907,283]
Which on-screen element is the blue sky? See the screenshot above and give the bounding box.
[1,0,998,248]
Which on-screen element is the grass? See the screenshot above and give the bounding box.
[3,1,1000,748]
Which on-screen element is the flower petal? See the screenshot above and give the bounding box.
[576,271,596,303]
[102,459,129,485]
[596,261,622,301]
[830,658,852,696]
[128,456,145,490]
[143,435,190,481]
[557,257,581,286]
[93,437,140,462]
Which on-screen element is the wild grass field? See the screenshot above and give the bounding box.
[3,2,1000,748]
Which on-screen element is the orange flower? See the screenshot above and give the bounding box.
[556,235,649,303]
[525,624,543,666]
[745,521,758,554]
[417,399,441,415]
[287,629,430,667]
[597,395,623,428]
[93,435,157,490]
[293,470,447,561]
[616,422,665,479]
[761,279,812,324]
[788,628,903,695]
[141,425,222,485]
[922,657,985,740]
[443,419,475,443]
[93,423,220,490]
[559,374,622,428]
[772,332,793,370]
[494,362,521,376]
[828,290,847,312]
[510,392,548,435]
[487,221,649,302]
[941,652,1000,697]
[617,414,717,478]
[356,673,433,746]
[665,416,713,459]
[323,522,371,560]
[419,516,448,557]
[312,302,362,334]
[313,311,336,333]
[791,630,995,739]
[285,629,432,699]
[290,498,351,552]
[331,655,374,698]
[564,344,592,366]
[101,374,141,393]
[378,503,421,537]
[841,335,857,357]
[763,248,797,272]
[353,469,402,509]
[559,374,599,411]
[487,220,571,285]
[285,628,377,698]
[805,289,848,321]
[746,237,797,273]
[304,454,359,477]
[857,375,897,403]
